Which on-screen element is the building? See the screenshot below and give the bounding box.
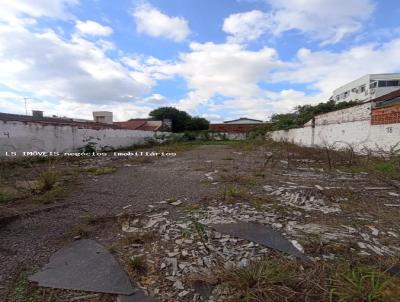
[93,111,113,124]
[330,73,400,103]
[209,117,264,133]
[371,89,400,125]
[114,118,171,131]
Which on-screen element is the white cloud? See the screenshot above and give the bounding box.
[174,42,282,111]
[133,2,190,42]
[224,0,375,44]
[0,0,79,24]
[75,20,113,36]
[142,93,168,104]
[0,23,152,105]
[273,39,400,97]
[223,10,270,43]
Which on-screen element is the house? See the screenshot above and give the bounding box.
[330,73,400,103]
[114,118,171,131]
[209,117,264,133]
[93,111,113,124]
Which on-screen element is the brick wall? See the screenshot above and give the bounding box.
[371,104,400,125]
[209,124,260,133]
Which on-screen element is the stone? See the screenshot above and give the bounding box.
[29,240,135,295]
[173,280,185,290]
[212,222,307,260]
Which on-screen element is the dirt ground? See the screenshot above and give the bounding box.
[0,141,399,302]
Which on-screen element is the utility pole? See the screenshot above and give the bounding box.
[22,97,32,115]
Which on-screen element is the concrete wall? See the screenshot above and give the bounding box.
[271,103,400,153]
[0,120,167,153]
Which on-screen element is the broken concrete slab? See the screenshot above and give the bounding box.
[212,222,307,260]
[118,291,160,302]
[29,239,135,295]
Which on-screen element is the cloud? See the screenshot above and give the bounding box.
[75,20,113,36]
[175,42,282,105]
[133,2,190,42]
[0,0,79,24]
[142,93,168,104]
[272,39,400,96]
[223,0,375,44]
[223,10,270,43]
[0,22,152,105]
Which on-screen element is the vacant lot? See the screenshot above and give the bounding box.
[0,140,399,302]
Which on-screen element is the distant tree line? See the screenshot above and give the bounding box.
[270,100,362,131]
[149,107,209,132]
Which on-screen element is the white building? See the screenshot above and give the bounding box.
[330,73,400,103]
[223,117,263,124]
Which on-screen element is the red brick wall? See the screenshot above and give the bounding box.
[209,124,260,133]
[371,105,400,125]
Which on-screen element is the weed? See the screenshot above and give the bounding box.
[10,274,41,302]
[37,170,59,192]
[85,166,116,175]
[330,266,395,302]
[223,260,300,301]
[0,187,24,203]
[129,256,147,273]
[81,214,100,225]
[33,186,65,204]
[122,231,157,245]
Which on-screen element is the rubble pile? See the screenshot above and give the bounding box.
[121,203,312,301]
[263,183,341,214]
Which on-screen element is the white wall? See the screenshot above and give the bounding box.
[271,103,400,153]
[0,120,167,153]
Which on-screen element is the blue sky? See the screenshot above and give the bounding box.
[0,0,400,122]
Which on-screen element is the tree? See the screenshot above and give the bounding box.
[186,117,210,131]
[271,100,362,131]
[149,107,210,132]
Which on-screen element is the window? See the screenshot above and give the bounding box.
[360,85,366,93]
[370,81,377,88]
[378,81,387,87]
[387,80,400,87]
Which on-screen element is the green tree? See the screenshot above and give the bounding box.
[186,117,210,131]
[149,107,210,132]
[149,107,191,132]
[271,100,362,131]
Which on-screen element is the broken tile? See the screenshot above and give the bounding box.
[212,222,307,260]
[29,240,135,295]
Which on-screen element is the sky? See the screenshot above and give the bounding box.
[0,0,400,122]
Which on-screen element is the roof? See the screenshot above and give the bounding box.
[0,112,122,129]
[114,120,147,130]
[114,120,162,131]
[372,89,400,104]
[223,117,263,124]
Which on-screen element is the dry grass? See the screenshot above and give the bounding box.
[121,231,158,245]
[84,166,116,175]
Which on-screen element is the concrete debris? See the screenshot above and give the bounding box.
[29,240,135,295]
[204,170,218,181]
[169,200,183,206]
[212,222,307,260]
[365,187,391,190]
[388,192,400,197]
[263,184,341,214]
